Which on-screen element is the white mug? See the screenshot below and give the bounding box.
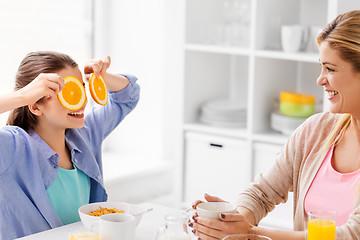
[98,213,136,240]
[281,25,304,53]
[196,202,237,219]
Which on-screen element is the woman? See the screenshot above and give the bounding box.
[189,10,360,240]
[0,51,140,239]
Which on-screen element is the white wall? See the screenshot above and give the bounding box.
[94,0,166,162]
[163,0,186,205]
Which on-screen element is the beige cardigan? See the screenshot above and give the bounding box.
[236,112,360,239]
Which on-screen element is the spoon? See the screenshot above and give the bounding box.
[133,207,154,217]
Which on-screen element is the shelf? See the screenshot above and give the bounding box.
[185,43,251,56]
[184,44,319,63]
[183,122,248,139]
[183,123,290,145]
[252,131,289,145]
[255,50,319,63]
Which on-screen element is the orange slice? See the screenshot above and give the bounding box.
[89,73,108,106]
[57,76,86,111]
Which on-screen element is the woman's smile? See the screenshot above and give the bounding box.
[326,90,339,100]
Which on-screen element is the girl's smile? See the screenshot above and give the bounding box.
[68,109,85,118]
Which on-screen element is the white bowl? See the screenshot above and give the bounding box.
[78,202,145,229]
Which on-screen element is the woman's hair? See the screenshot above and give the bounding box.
[317,10,360,72]
[6,51,78,131]
[317,10,360,205]
[317,10,360,149]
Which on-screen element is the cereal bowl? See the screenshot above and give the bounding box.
[78,202,145,229]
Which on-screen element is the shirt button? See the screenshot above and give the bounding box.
[53,165,57,169]
[74,159,78,163]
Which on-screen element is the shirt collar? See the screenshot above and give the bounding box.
[28,129,83,165]
[65,129,82,154]
[28,129,58,163]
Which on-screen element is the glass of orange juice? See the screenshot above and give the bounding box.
[307,209,336,240]
[69,228,99,240]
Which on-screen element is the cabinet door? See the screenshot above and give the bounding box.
[253,142,293,230]
[184,132,251,204]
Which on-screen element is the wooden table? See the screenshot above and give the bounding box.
[16,202,184,240]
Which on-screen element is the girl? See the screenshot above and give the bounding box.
[0,51,140,239]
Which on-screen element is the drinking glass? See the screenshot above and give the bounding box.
[68,227,98,240]
[155,211,191,240]
[307,209,336,240]
[222,234,272,240]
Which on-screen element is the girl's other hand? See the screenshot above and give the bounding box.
[84,56,111,81]
[20,73,64,104]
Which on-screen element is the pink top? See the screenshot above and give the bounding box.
[304,144,360,226]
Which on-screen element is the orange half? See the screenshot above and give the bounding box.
[58,76,86,111]
[89,73,108,106]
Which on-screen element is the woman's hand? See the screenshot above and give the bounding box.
[190,212,254,240]
[84,56,111,81]
[20,73,65,104]
[189,194,254,239]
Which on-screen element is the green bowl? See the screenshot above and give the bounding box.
[280,102,315,118]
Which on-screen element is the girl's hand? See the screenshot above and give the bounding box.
[84,56,111,81]
[190,213,254,240]
[20,73,64,104]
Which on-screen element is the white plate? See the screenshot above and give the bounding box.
[270,111,307,135]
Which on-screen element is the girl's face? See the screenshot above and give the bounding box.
[37,66,87,130]
[317,41,360,116]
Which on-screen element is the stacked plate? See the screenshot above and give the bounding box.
[270,111,306,135]
[199,99,247,128]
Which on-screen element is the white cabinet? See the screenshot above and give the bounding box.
[184,132,251,204]
[180,0,360,229]
[253,142,281,180]
[253,142,293,230]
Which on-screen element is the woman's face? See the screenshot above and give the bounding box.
[317,41,360,116]
[37,66,87,130]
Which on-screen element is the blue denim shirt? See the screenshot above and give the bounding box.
[0,74,140,240]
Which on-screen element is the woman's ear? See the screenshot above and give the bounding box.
[28,103,43,116]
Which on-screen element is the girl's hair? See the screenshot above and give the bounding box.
[317,10,360,205]
[6,51,78,131]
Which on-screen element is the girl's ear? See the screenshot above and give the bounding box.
[28,103,42,116]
